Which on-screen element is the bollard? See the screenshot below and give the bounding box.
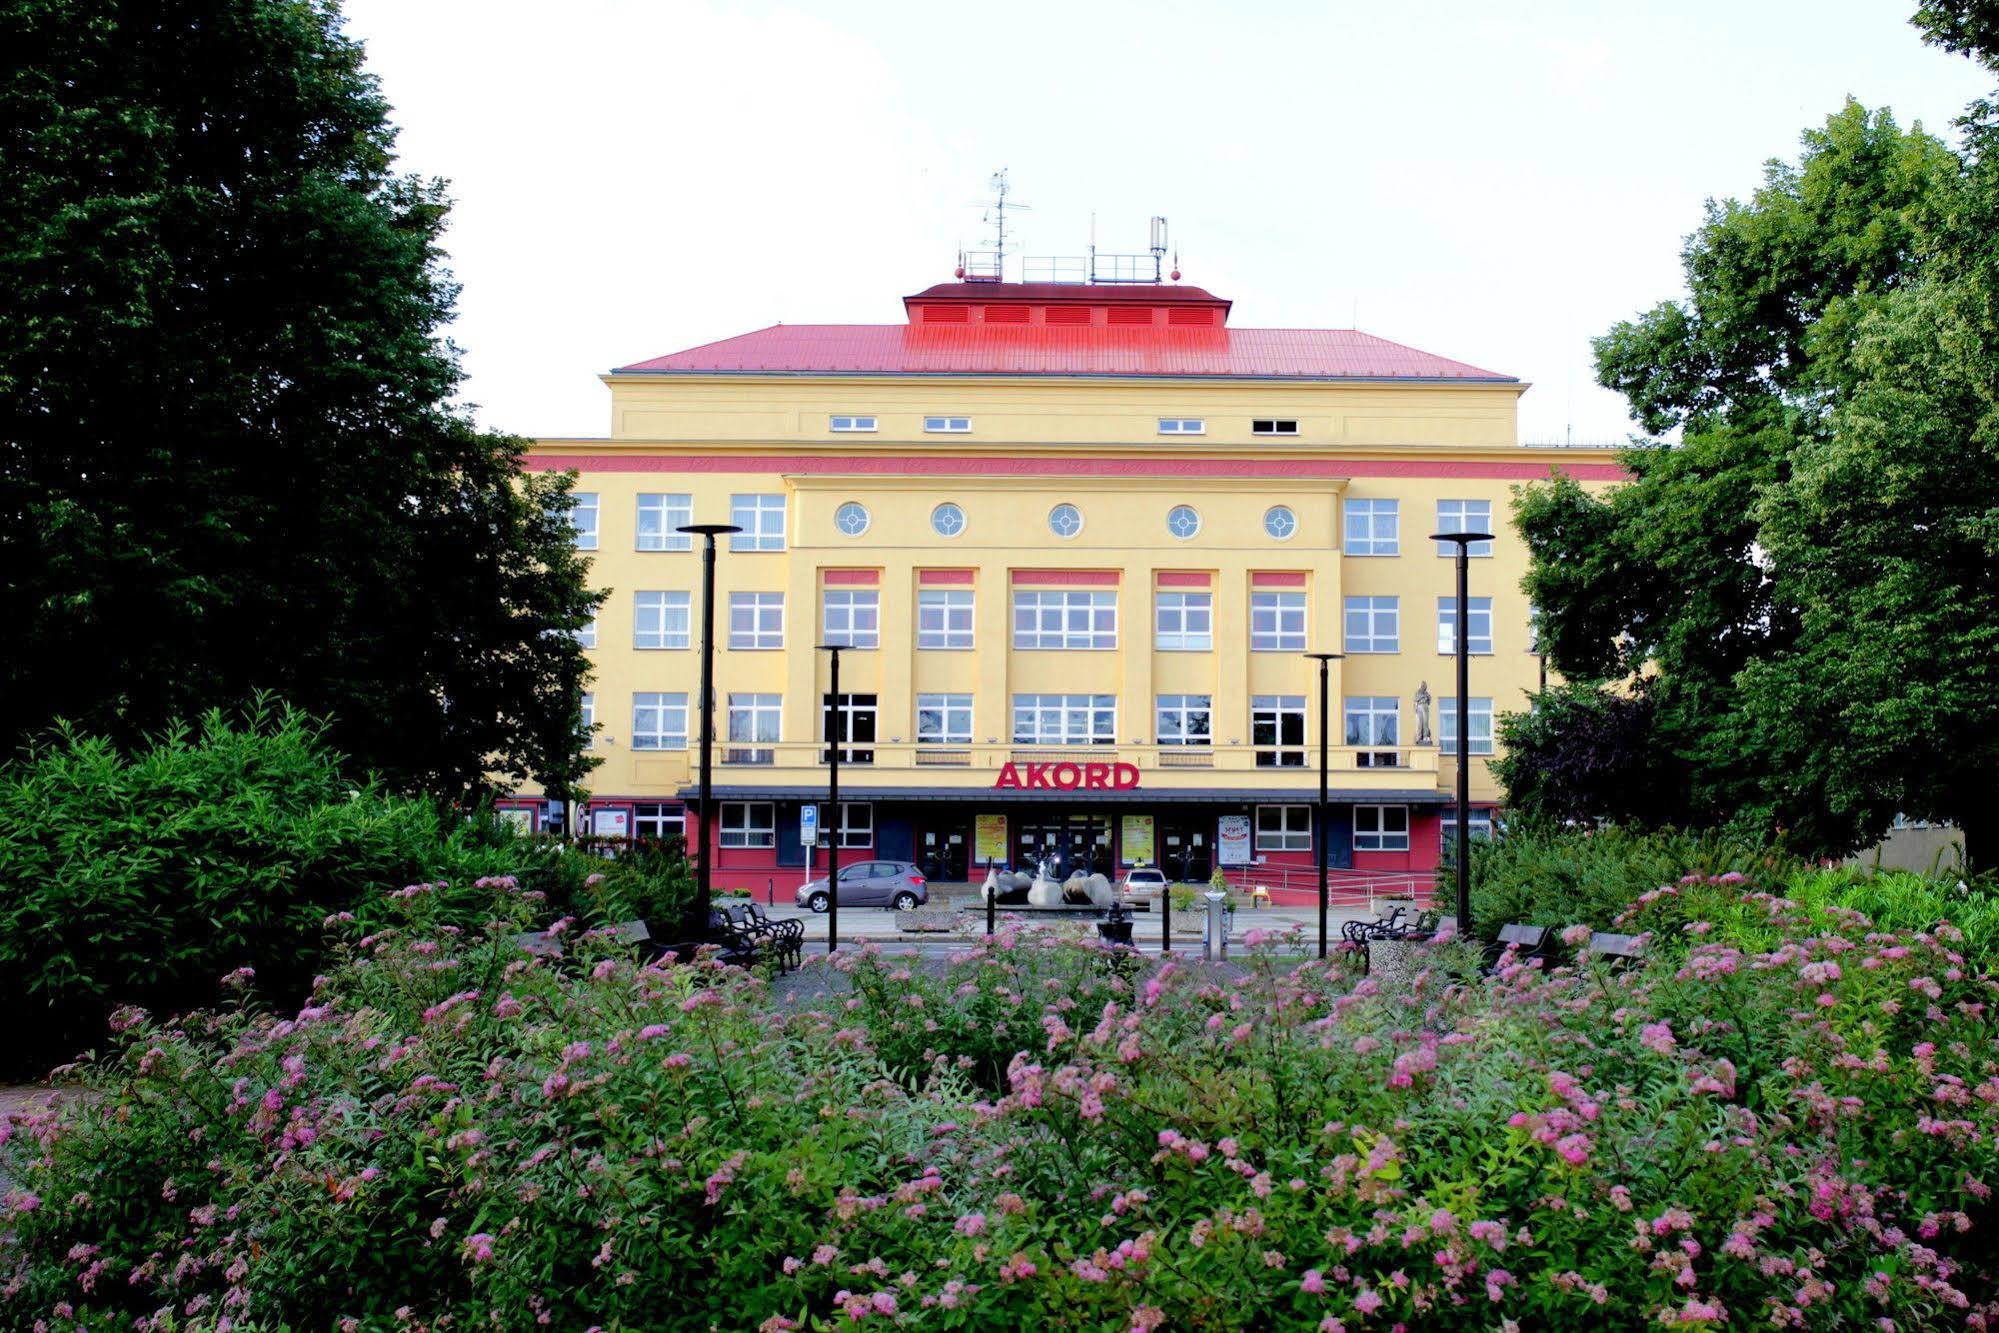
[1161,885,1171,955]
[1202,890,1229,961]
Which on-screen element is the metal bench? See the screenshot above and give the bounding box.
[733,902,804,973]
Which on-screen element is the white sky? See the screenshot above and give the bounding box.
[340,0,1992,445]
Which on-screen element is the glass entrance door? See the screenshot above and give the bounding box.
[1159,819,1213,883]
[918,822,971,882]
[1015,814,1114,877]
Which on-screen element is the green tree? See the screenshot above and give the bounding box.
[1512,94,1994,861]
[1491,683,1688,830]
[0,0,599,798]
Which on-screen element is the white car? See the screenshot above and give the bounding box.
[1119,867,1169,901]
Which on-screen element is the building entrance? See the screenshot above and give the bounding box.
[917,820,971,882]
[1015,813,1114,877]
[1159,817,1213,883]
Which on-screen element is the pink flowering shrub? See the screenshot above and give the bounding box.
[3,881,1996,1329]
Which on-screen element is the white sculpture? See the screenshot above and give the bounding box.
[1026,857,1066,907]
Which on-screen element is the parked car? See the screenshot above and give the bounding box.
[796,860,928,912]
[1119,866,1169,901]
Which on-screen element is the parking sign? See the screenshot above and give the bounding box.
[800,804,819,847]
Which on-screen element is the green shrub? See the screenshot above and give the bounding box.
[4,883,1994,1328]
[0,704,691,1076]
[1467,824,1803,940]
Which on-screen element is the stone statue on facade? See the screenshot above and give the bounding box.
[1414,681,1434,746]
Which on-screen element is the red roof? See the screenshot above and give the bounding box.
[614,324,1516,382]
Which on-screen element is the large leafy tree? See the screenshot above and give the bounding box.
[1512,35,1999,867]
[0,0,599,797]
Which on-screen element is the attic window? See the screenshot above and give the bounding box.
[830,415,877,432]
[1167,308,1215,326]
[983,305,1029,324]
[922,305,970,323]
[1044,306,1092,325]
[1107,307,1153,326]
[1252,419,1299,436]
[924,416,971,433]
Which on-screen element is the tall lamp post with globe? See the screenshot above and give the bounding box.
[1429,527,1494,934]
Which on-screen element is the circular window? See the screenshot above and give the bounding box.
[1048,503,1084,538]
[931,502,966,538]
[834,502,870,537]
[1166,505,1202,540]
[1264,505,1298,540]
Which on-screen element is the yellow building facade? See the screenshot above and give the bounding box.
[514,280,1621,898]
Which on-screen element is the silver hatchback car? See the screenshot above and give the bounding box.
[795,859,929,912]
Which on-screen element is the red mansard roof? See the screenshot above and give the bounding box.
[614,282,1516,382]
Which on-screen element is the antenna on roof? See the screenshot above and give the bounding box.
[962,169,1028,282]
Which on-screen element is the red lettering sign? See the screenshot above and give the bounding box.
[992,761,1142,790]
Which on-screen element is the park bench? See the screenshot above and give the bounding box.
[1487,923,1558,972]
[730,902,804,973]
[1586,931,1645,968]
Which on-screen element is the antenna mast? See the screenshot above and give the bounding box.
[963,169,1029,282]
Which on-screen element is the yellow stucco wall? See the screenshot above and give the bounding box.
[526,371,1618,808]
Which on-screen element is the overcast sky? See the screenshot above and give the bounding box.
[340,0,1992,445]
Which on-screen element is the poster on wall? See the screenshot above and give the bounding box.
[1120,815,1156,866]
[591,807,630,839]
[1217,815,1252,866]
[974,813,1009,865]
[496,807,535,833]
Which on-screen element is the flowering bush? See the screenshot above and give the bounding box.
[4,879,1996,1329]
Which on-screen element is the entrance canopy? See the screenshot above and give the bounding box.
[676,785,1453,805]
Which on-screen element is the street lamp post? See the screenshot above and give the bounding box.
[677,523,741,939]
[1429,528,1494,935]
[816,643,847,953]
[1303,651,1343,960]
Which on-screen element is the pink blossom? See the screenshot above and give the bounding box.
[1354,1289,1384,1315]
[1301,1269,1326,1294]
[462,1233,496,1263]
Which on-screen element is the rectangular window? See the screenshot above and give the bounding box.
[1344,595,1400,653]
[631,692,688,750]
[1354,805,1410,851]
[1441,810,1497,847]
[1344,695,1399,766]
[821,693,877,765]
[1251,419,1299,435]
[917,589,974,650]
[1154,591,1213,651]
[1013,590,1117,650]
[633,590,691,650]
[1343,498,1400,556]
[575,615,598,649]
[1435,499,1494,557]
[1250,590,1307,651]
[635,494,692,551]
[1011,694,1117,746]
[1437,596,1494,654]
[1252,694,1306,768]
[720,801,775,849]
[829,415,878,432]
[632,802,685,842]
[822,589,880,649]
[916,693,972,745]
[1157,417,1205,435]
[1527,605,1543,654]
[835,802,873,849]
[579,692,595,745]
[1155,695,1212,746]
[730,494,786,551]
[1256,804,1313,852]
[923,415,971,433]
[1439,697,1496,755]
[728,592,784,650]
[568,492,599,550]
[725,693,780,765]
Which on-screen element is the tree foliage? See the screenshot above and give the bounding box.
[0,0,599,796]
[1491,683,1687,830]
[1513,71,1999,866]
